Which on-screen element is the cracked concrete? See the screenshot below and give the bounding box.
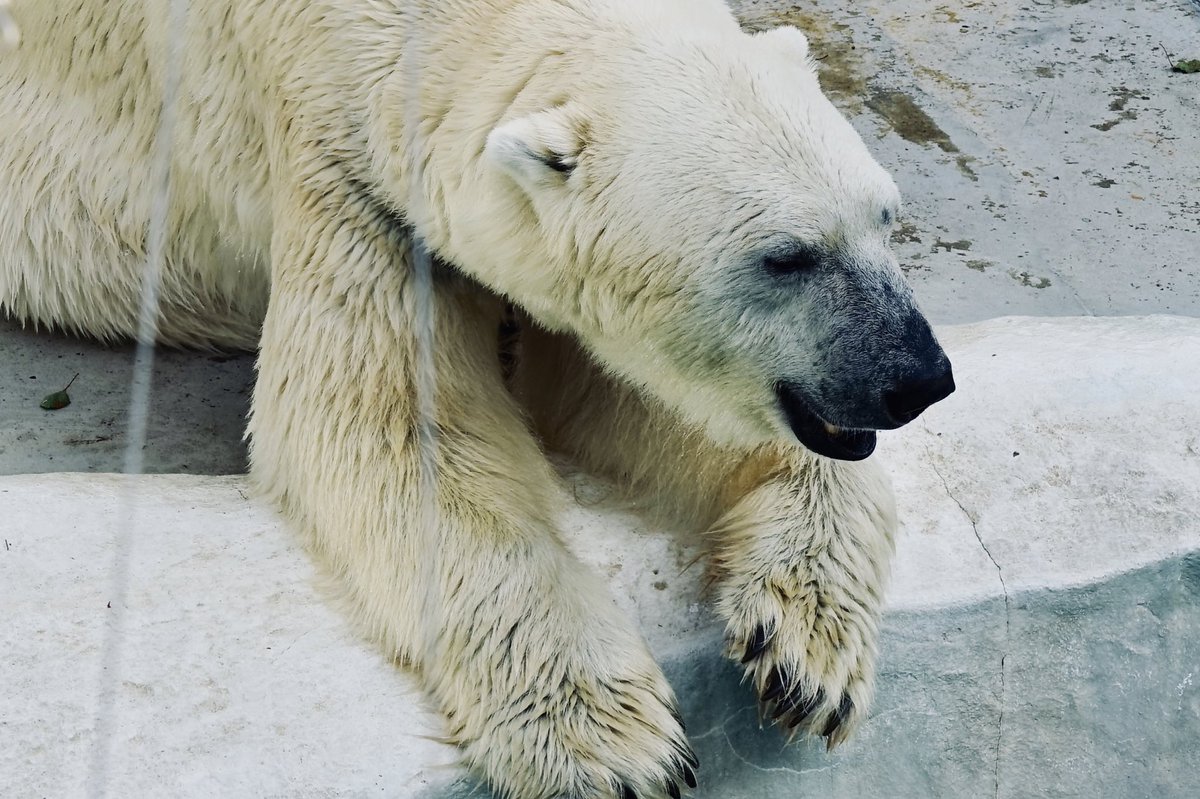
[922,438,1010,799]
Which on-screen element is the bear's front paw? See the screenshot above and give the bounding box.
[721,568,878,749]
[445,621,697,799]
[713,466,895,749]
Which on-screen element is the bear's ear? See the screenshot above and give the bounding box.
[756,25,810,62]
[485,103,589,192]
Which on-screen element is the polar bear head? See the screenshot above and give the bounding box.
[476,20,953,459]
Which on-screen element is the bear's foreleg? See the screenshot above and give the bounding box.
[247,188,694,799]
[516,326,896,747]
[711,449,895,748]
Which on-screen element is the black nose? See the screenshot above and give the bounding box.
[884,366,955,425]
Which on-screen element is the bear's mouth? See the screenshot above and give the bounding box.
[774,384,877,461]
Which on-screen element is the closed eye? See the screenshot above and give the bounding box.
[762,244,822,276]
[880,207,895,227]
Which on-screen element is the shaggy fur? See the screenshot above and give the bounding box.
[0,2,938,797]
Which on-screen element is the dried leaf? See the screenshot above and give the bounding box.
[40,373,79,411]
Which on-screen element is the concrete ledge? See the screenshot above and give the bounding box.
[1,474,460,797]
[884,315,1200,608]
[3,315,1199,798]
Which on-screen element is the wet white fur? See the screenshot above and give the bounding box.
[0,1,18,50]
[1,1,899,796]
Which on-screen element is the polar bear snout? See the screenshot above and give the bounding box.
[884,358,955,425]
[877,311,955,427]
[774,311,954,460]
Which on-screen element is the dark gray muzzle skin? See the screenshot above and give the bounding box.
[800,257,955,431]
[881,318,955,426]
[688,242,954,438]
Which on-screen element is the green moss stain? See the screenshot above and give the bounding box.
[866,90,959,153]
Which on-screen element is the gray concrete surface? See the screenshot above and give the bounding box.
[0,319,252,475]
[733,0,1200,322]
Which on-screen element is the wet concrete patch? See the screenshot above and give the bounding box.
[735,6,867,111]
[1091,86,1144,131]
[866,88,980,180]
[1010,270,1053,289]
[866,89,960,153]
[933,238,972,253]
[891,221,923,244]
[734,4,984,185]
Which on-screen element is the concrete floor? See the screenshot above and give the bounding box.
[0,321,252,475]
[733,0,1200,322]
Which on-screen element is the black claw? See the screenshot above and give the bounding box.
[741,625,771,664]
[680,743,699,769]
[667,781,680,799]
[821,717,839,738]
[761,668,786,703]
[822,693,855,738]
[670,704,687,733]
[682,763,698,789]
[785,686,826,729]
[770,681,814,722]
[621,785,637,799]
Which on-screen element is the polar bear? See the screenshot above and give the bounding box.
[0,0,953,796]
